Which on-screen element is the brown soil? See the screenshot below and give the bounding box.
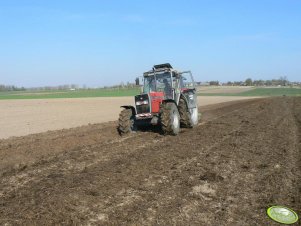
[0,97,300,225]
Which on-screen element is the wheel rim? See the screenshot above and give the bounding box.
[173,111,179,129]
[190,108,198,125]
[130,117,135,131]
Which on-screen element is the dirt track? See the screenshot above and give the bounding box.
[0,97,300,225]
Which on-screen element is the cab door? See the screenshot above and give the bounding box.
[180,71,197,109]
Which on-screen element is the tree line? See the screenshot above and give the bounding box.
[0,83,138,92]
[1,76,300,92]
[0,85,26,91]
[207,76,300,86]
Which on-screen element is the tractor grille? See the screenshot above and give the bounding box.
[135,94,150,114]
[136,104,150,114]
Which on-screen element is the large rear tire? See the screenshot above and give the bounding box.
[160,102,180,135]
[118,108,136,135]
[178,98,198,128]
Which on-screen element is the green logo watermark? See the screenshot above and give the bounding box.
[267,206,299,224]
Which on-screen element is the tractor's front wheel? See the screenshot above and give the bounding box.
[118,108,136,135]
[160,102,180,135]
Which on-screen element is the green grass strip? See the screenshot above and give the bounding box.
[0,88,140,100]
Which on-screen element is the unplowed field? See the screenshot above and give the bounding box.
[0,97,300,225]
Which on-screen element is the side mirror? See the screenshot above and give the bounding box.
[135,77,139,86]
[135,76,144,86]
[139,77,144,87]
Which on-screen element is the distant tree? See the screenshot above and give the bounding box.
[245,78,253,86]
[209,81,219,86]
[253,80,265,86]
[279,76,288,86]
[233,81,244,86]
[265,80,272,86]
[0,84,27,91]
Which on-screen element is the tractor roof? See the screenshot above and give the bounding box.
[143,63,180,77]
[153,63,173,70]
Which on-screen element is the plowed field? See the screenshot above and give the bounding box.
[0,97,300,225]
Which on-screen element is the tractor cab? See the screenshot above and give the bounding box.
[141,63,196,111]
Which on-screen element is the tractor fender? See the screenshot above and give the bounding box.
[161,99,177,109]
[121,105,136,115]
[162,99,177,104]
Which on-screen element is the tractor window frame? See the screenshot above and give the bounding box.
[180,71,195,89]
[143,71,173,95]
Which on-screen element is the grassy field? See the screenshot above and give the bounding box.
[0,88,140,100]
[198,87,301,97]
[0,87,300,100]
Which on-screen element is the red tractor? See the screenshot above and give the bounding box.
[118,63,199,135]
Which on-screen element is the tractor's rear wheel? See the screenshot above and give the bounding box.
[178,98,198,128]
[118,108,136,135]
[160,102,180,135]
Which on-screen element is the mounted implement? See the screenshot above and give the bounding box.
[118,63,198,135]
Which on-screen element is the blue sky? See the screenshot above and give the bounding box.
[0,0,300,87]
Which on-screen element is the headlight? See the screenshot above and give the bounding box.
[136,100,149,105]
